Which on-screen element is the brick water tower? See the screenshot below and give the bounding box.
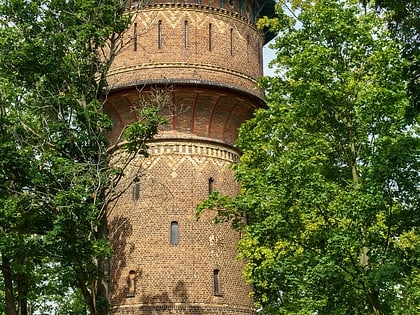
[104,0,275,314]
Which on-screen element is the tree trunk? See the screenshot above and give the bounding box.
[96,215,110,315]
[77,263,97,315]
[367,289,383,315]
[17,271,28,315]
[1,254,17,315]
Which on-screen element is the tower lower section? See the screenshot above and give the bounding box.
[107,140,255,315]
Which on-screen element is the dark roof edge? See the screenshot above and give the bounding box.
[107,78,266,106]
[257,0,277,44]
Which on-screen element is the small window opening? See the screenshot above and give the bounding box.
[133,177,140,201]
[171,221,179,245]
[246,34,250,60]
[127,270,136,297]
[213,269,222,296]
[158,20,162,49]
[208,177,214,194]
[230,28,233,56]
[220,0,224,8]
[208,23,212,52]
[133,23,138,51]
[184,21,188,49]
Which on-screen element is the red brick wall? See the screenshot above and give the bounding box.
[107,4,264,99]
[104,86,262,147]
[107,141,255,314]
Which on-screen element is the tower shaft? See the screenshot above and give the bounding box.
[104,1,274,314]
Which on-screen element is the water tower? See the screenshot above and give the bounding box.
[104,0,275,314]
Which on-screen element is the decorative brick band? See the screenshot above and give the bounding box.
[132,3,259,28]
[107,62,258,86]
[147,139,240,163]
[111,303,255,315]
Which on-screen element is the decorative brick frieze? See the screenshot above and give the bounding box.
[146,140,240,163]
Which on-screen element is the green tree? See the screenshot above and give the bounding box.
[373,0,419,121]
[0,1,165,314]
[199,0,419,314]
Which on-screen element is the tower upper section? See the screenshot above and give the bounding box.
[107,0,275,100]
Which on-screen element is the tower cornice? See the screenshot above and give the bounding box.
[107,62,265,100]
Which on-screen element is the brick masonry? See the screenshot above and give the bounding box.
[107,3,265,99]
[105,0,271,314]
[107,142,254,315]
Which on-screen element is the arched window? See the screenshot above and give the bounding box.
[213,269,222,296]
[127,270,136,297]
[208,177,214,194]
[171,221,179,245]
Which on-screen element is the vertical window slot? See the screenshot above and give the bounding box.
[208,23,212,52]
[184,20,188,49]
[171,221,179,245]
[230,28,233,56]
[133,23,137,51]
[127,270,136,297]
[214,269,221,296]
[133,177,140,201]
[208,177,214,194]
[158,20,162,49]
[246,34,250,60]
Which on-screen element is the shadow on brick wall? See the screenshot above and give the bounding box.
[109,215,134,305]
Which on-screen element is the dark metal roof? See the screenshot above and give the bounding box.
[256,0,277,44]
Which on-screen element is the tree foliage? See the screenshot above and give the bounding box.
[0,1,165,314]
[373,0,419,121]
[199,1,419,314]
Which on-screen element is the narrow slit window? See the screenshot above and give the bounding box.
[158,20,162,49]
[133,177,140,201]
[246,34,250,60]
[208,177,214,194]
[208,23,212,52]
[171,221,179,245]
[127,270,136,297]
[214,269,221,296]
[184,21,188,49]
[230,28,233,56]
[133,23,138,51]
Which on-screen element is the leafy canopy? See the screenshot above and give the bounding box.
[199,0,419,314]
[0,0,165,314]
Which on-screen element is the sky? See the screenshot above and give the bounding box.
[263,39,277,76]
